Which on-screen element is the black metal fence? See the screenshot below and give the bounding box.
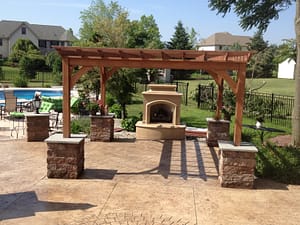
[196,84,294,127]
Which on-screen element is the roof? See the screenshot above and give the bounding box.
[199,32,251,47]
[0,20,77,41]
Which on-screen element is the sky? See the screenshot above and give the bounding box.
[0,0,296,45]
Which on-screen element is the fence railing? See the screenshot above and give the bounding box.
[196,84,294,127]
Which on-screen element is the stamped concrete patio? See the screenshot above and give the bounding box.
[0,119,300,225]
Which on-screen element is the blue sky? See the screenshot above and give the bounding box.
[0,0,295,44]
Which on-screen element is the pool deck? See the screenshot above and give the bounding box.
[0,118,300,224]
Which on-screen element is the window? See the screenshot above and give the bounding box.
[21,27,26,35]
[50,41,59,48]
[38,40,46,48]
[0,38,2,46]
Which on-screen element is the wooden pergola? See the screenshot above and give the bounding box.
[54,46,252,146]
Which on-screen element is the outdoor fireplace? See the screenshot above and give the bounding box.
[136,84,186,140]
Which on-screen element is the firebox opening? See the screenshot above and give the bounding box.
[150,104,173,123]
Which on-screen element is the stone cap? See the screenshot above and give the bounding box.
[25,113,50,117]
[206,117,230,123]
[218,140,258,153]
[148,84,176,92]
[45,133,86,144]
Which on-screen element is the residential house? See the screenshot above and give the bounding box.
[278,58,295,79]
[197,32,251,51]
[0,20,77,59]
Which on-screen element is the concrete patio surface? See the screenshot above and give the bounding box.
[0,119,300,225]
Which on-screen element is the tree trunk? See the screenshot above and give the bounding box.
[292,0,300,146]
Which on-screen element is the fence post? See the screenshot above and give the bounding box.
[175,82,179,92]
[185,82,189,106]
[197,84,201,108]
[271,93,274,122]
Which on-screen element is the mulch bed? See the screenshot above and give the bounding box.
[268,135,292,147]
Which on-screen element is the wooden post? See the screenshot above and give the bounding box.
[234,66,246,146]
[62,58,71,138]
[216,78,224,119]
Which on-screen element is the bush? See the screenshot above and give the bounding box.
[13,75,28,87]
[109,103,122,118]
[121,116,139,132]
[71,117,90,135]
[255,142,300,184]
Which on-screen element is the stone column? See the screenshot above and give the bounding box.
[206,118,230,147]
[26,113,49,141]
[45,134,85,179]
[90,115,114,141]
[218,140,258,189]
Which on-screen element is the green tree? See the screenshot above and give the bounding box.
[167,21,193,80]
[80,0,130,47]
[208,0,300,146]
[127,15,163,49]
[107,69,136,118]
[126,15,163,83]
[46,51,62,74]
[275,39,297,64]
[9,39,40,63]
[248,32,275,78]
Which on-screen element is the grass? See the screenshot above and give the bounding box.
[178,78,295,97]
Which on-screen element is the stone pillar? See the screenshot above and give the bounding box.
[218,141,258,189]
[90,115,114,141]
[26,113,49,141]
[206,118,230,147]
[45,134,85,179]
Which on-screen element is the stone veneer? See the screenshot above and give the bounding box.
[206,118,230,147]
[90,115,114,141]
[26,113,49,141]
[45,134,85,179]
[218,141,258,189]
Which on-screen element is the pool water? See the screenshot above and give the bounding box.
[0,88,63,101]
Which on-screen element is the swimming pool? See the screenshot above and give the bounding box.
[0,88,63,101]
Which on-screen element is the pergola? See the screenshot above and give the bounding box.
[54,46,252,146]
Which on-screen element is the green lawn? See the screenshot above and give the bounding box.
[179,78,295,97]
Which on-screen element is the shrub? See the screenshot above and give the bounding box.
[13,75,28,87]
[121,116,139,132]
[109,103,122,118]
[71,117,90,134]
[256,142,300,184]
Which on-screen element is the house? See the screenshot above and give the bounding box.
[197,32,251,51]
[0,20,77,59]
[278,58,295,79]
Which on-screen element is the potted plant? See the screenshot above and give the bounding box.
[222,105,234,121]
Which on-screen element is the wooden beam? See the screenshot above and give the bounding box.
[216,78,224,120]
[233,66,247,146]
[70,66,93,88]
[62,57,71,138]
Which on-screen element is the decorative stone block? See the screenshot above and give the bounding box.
[218,141,258,189]
[90,115,114,141]
[206,118,230,147]
[26,114,49,141]
[45,134,85,179]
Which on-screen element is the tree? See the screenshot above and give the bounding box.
[208,0,300,146]
[9,39,40,63]
[80,0,130,47]
[46,51,62,74]
[167,21,193,80]
[127,15,163,49]
[275,39,297,63]
[247,32,275,78]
